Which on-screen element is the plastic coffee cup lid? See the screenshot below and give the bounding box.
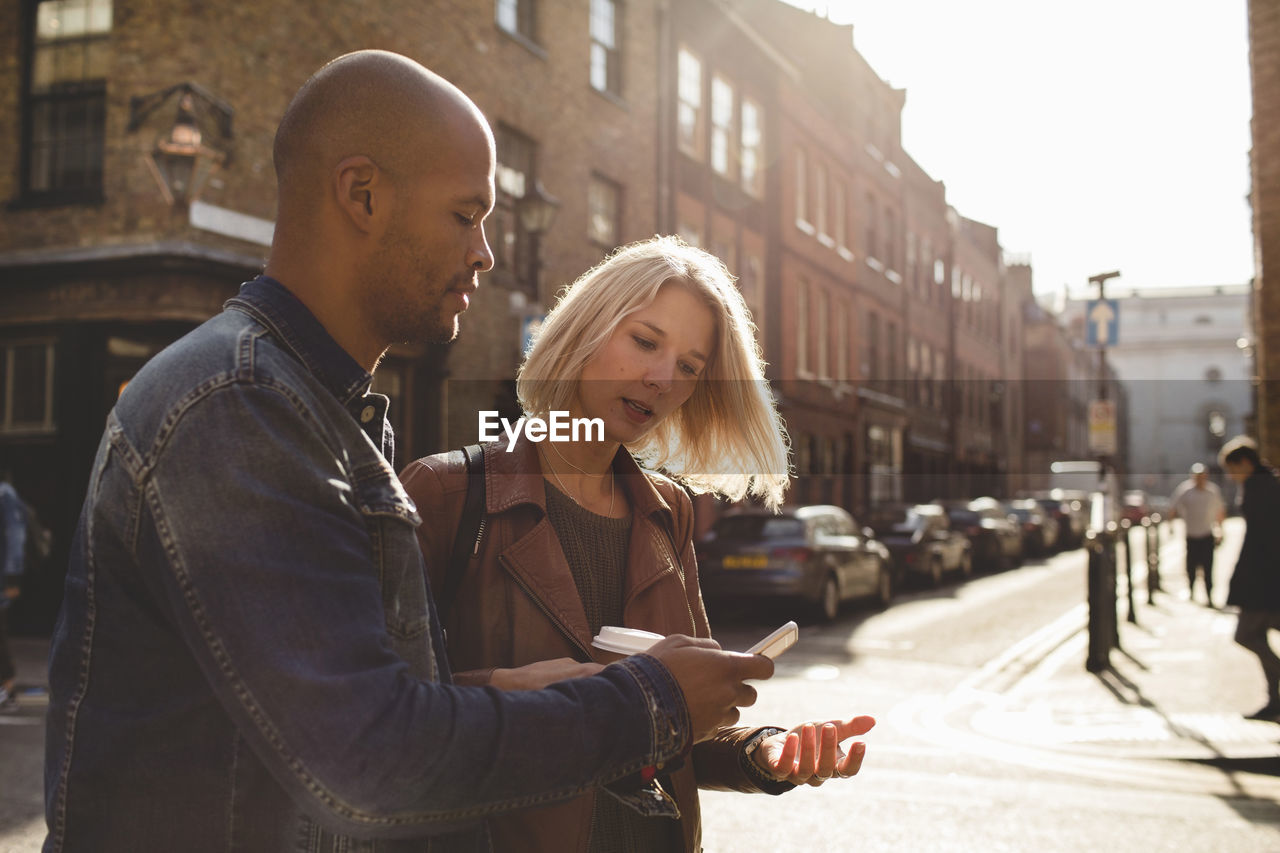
[591,626,665,655]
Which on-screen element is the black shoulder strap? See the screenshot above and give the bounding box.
[440,444,486,624]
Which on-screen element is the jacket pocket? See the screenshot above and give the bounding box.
[353,462,432,672]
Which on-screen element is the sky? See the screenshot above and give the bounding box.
[781,0,1255,298]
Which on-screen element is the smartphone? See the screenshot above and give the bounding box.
[745,621,799,659]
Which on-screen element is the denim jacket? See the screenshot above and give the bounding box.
[43,276,690,853]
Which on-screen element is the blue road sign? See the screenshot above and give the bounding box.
[1085,298,1119,347]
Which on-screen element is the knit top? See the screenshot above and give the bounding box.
[544,481,680,853]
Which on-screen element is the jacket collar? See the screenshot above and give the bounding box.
[484,432,674,525]
[226,276,373,407]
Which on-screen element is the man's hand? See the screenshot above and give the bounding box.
[490,658,605,691]
[645,634,774,743]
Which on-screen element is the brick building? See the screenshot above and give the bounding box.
[1250,0,1280,460]
[3,0,1096,629]
[901,152,954,502]
[0,0,665,628]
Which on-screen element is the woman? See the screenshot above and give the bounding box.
[401,236,873,852]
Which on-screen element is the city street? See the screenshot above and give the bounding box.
[3,521,1279,851]
[701,520,1280,852]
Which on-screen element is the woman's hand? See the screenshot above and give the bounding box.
[489,658,605,691]
[752,716,875,786]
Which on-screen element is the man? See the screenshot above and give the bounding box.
[44,51,779,852]
[1219,435,1280,720]
[1169,462,1225,606]
[0,466,26,710]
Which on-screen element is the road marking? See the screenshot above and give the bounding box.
[958,602,1087,695]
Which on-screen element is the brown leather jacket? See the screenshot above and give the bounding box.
[400,436,781,853]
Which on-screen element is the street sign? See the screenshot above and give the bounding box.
[1088,399,1117,455]
[1085,298,1118,347]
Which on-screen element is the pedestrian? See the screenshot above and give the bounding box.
[402,237,874,852]
[1218,435,1280,720]
[1169,462,1226,606]
[43,50,774,853]
[0,465,27,710]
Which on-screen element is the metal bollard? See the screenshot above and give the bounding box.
[1149,513,1163,592]
[1086,528,1116,672]
[1144,513,1163,600]
[1152,514,1162,601]
[1105,521,1121,650]
[1120,518,1137,624]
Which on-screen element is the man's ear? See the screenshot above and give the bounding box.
[333,155,386,234]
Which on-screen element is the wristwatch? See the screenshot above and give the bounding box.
[739,727,794,795]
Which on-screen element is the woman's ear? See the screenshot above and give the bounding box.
[333,155,384,234]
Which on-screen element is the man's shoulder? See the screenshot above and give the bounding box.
[114,309,317,444]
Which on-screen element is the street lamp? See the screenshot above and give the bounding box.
[516,180,560,299]
[128,82,233,208]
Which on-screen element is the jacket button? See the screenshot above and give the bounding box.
[360,405,376,423]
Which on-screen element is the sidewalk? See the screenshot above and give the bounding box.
[0,636,51,851]
[969,517,1280,770]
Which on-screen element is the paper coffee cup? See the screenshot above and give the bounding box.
[591,626,665,656]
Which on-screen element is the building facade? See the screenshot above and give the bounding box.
[1250,0,1280,461]
[1062,285,1252,497]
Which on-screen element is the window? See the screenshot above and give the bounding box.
[589,0,620,95]
[866,312,880,382]
[587,173,620,246]
[1,340,56,434]
[741,256,763,320]
[816,288,830,379]
[865,192,877,260]
[795,148,810,230]
[677,220,702,247]
[814,163,829,243]
[797,279,810,376]
[496,0,536,41]
[906,232,917,293]
[741,97,764,197]
[24,0,112,200]
[836,305,848,383]
[493,124,537,288]
[710,74,736,177]
[677,48,703,158]
[835,182,849,255]
[887,322,898,395]
[884,208,896,271]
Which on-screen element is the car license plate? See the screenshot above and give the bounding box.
[723,554,768,569]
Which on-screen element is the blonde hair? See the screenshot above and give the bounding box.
[517,235,790,509]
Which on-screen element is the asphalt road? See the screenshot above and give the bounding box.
[701,545,1280,852]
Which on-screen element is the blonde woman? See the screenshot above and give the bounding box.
[401,236,873,853]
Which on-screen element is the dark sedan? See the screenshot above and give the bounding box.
[698,505,894,622]
[1025,490,1090,551]
[868,503,971,588]
[942,499,1023,571]
[1008,498,1058,556]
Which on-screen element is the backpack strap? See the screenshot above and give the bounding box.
[439,444,486,624]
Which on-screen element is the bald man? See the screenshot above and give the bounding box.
[44,51,771,853]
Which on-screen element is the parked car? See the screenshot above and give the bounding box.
[941,498,1023,571]
[1121,490,1150,524]
[1025,490,1090,550]
[868,503,972,587]
[1007,498,1058,556]
[698,505,894,621]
